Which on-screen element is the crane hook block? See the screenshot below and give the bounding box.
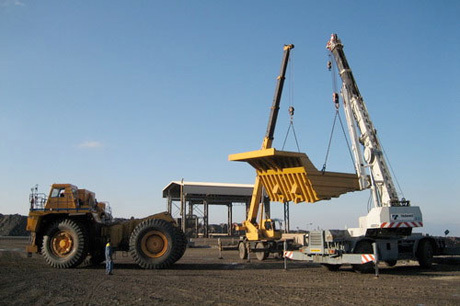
[333,92,340,109]
[327,61,332,71]
[288,106,295,117]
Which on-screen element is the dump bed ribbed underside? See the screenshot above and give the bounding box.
[229,148,361,203]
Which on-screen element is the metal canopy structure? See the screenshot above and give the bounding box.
[162,181,260,238]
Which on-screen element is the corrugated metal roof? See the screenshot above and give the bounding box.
[162,181,254,199]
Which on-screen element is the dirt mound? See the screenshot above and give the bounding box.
[0,214,28,236]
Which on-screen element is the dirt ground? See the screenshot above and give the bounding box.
[0,237,459,305]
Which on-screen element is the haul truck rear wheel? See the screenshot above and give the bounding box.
[174,226,188,261]
[42,219,88,268]
[129,218,183,269]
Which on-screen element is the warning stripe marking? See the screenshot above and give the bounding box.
[361,254,375,264]
[380,222,423,228]
[284,251,293,259]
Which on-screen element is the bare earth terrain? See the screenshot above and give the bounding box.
[1,237,459,305]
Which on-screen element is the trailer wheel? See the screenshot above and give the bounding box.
[352,240,374,273]
[322,264,342,271]
[129,218,182,269]
[255,242,269,261]
[41,219,88,269]
[417,239,434,268]
[238,242,247,260]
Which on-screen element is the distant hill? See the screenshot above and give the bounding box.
[0,214,28,236]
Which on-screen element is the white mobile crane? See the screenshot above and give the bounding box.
[284,34,437,272]
[327,34,422,238]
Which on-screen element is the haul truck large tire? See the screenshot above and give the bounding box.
[41,219,88,268]
[174,226,187,261]
[129,218,183,269]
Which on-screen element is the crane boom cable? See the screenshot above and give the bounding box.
[380,142,405,199]
[337,111,356,170]
[321,110,338,172]
[321,110,355,172]
[322,52,355,172]
[282,107,301,152]
[329,52,338,94]
[281,53,300,152]
[288,53,294,107]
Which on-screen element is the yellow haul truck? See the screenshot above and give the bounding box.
[26,184,187,269]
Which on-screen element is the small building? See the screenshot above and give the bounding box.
[163,181,265,238]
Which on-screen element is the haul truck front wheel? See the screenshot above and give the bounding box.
[42,219,88,268]
[129,218,184,269]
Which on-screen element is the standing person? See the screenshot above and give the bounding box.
[105,238,113,275]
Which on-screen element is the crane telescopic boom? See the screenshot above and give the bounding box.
[263,44,295,149]
[326,34,400,208]
[239,44,294,241]
[326,34,422,237]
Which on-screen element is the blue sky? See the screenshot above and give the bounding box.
[1,1,459,236]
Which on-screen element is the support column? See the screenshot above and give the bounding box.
[188,202,194,237]
[203,200,209,238]
[227,203,233,236]
[284,201,290,233]
[245,200,250,220]
[167,191,172,214]
[195,216,199,238]
[263,196,271,219]
[189,202,194,218]
[180,183,186,233]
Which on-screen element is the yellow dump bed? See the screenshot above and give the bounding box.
[229,148,361,204]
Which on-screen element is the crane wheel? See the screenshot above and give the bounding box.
[41,219,88,269]
[351,240,374,274]
[255,242,269,261]
[238,242,247,260]
[417,239,434,268]
[129,218,183,269]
